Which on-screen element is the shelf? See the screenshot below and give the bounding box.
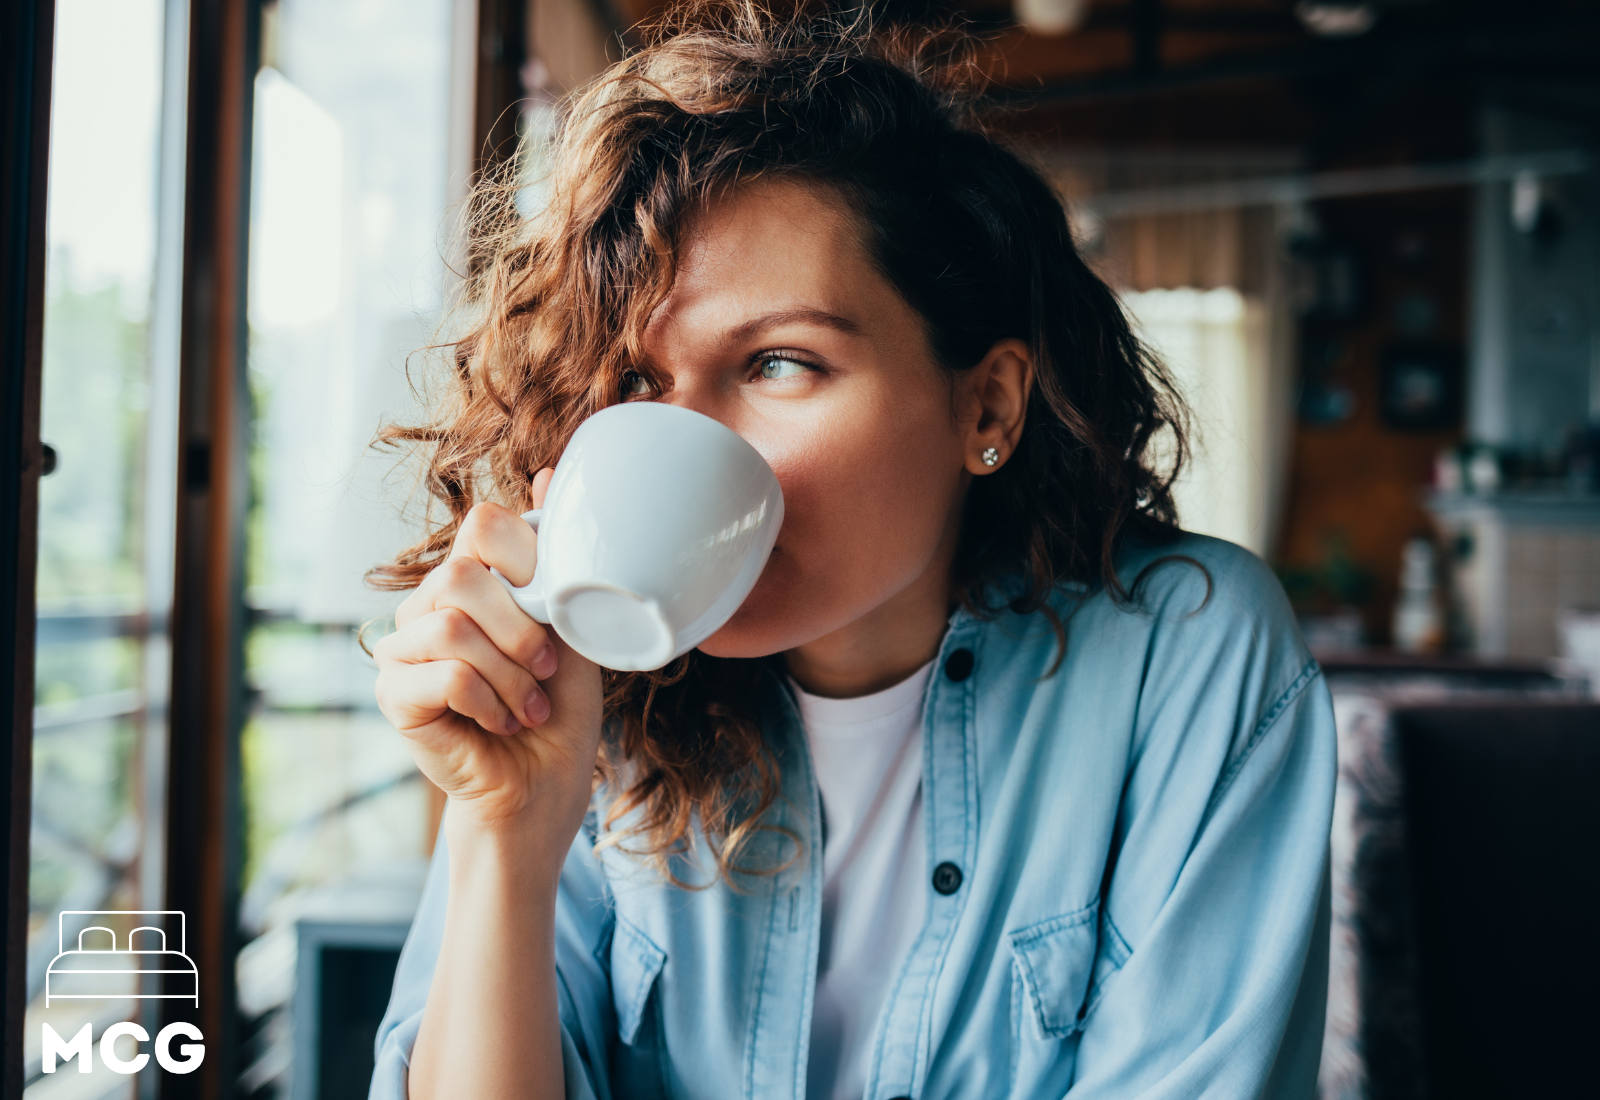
[1425,490,1600,527]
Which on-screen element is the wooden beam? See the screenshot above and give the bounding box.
[157,0,257,1094]
[989,13,1600,104]
[476,0,531,177]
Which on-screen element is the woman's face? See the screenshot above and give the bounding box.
[626,176,975,663]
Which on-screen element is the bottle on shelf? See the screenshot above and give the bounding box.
[1393,534,1446,654]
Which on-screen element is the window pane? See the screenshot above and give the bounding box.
[238,0,460,1091]
[26,0,183,1091]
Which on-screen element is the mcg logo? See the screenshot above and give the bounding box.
[40,909,206,1075]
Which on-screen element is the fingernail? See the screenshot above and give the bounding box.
[503,711,523,736]
[532,643,557,677]
[524,688,550,726]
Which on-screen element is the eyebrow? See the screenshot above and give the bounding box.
[721,307,865,343]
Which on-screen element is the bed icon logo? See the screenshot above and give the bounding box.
[41,910,206,1075]
[45,909,198,1007]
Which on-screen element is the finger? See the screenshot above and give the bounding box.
[396,480,553,632]
[530,466,555,510]
[375,607,551,727]
[447,500,541,585]
[375,657,522,745]
[405,556,560,680]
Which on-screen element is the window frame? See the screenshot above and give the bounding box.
[1,0,55,1093]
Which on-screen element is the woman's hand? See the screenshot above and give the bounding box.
[373,468,604,844]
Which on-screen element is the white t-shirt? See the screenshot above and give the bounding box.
[787,655,938,1100]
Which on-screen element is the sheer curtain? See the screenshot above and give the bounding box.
[1121,284,1295,560]
[1042,149,1300,560]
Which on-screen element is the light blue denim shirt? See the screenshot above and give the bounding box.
[370,531,1337,1099]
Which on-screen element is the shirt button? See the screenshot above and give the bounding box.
[943,647,974,681]
[932,861,963,895]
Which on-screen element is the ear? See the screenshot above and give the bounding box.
[957,337,1034,475]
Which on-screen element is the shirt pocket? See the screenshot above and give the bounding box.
[1006,902,1100,1097]
[609,913,670,1098]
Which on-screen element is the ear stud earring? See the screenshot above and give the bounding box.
[980,446,1000,467]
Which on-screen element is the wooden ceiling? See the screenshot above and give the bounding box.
[590,0,1600,109]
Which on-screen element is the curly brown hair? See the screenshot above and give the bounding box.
[365,0,1202,894]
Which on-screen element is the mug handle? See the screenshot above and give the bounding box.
[488,508,550,623]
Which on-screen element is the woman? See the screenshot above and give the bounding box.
[366,2,1336,1097]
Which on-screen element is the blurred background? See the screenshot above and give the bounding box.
[4,0,1598,1097]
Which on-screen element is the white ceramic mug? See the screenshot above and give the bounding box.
[490,401,784,671]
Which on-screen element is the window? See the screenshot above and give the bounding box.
[24,0,183,1088]
[15,0,486,1091]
